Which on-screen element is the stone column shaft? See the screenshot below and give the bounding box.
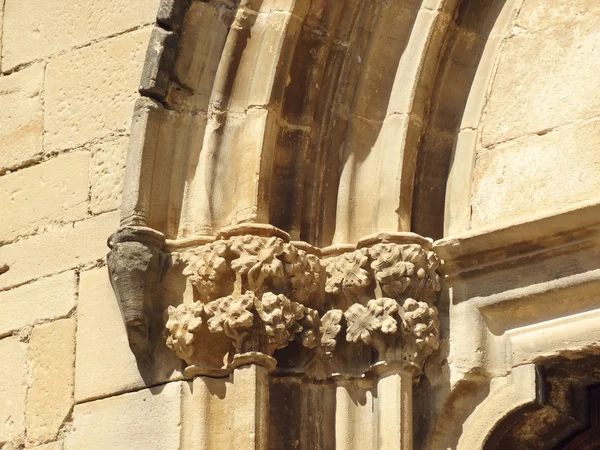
[335,380,375,450]
[232,364,269,450]
[376,369,413,450]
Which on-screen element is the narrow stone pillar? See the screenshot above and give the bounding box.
[181,377,212,450]
[232,364,270,450]
[375,367,413,450]
[335,378,375,450]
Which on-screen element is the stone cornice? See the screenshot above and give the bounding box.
[162,225,441,379]
[435,201,600,335]
[435,201,600,278]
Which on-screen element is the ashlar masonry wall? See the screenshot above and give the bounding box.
[0,1,170,448]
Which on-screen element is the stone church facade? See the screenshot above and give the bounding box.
[1,0,599,449]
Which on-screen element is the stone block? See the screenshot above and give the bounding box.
[26,319,76,446]
[65,382,182,450]
[157,0,191,31]
[2,0,160,70]
[472,119,600,229]
[174,1,231,110]
[139,27,178,101]
[45,28,152,152]
[482,1,600,146]
[180,377,233,450]
[211,11,301,113]
[0,337,27,444]
[90,138,128,214]
[0,64,44,174]
[516,0,600,33]
[0,152,89,244]
[120,97,165,226]
[75,267,146,402]
[0,271,76,338]
[0,212,119,290]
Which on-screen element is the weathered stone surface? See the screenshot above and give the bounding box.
[90,138,128,214]
[3,0,600,448]
[0,337,27,444]
[180,377,233,450]
[0,152,89,243]
[0,271,76,338]
[65,382,182,450]
[0,64,44,174]
[32,442,63,450]
[174,1,231,109]
[45,28,152,151]
[482,0,600,146]
[26,319,76,446]
[472,119,600,228]
[157,0,191,31]
[119,97,164,227]
[75,267,146,402]
[0,212,119,290]
[2,0,160,70]
[139,27,178,101]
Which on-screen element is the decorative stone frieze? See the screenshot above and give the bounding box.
[163,226,441,378]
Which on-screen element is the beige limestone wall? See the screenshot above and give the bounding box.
[0,1,160,448]
[469,0,600,229]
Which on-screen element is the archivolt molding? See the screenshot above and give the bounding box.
[456,364,541,450]
[162,225,441,379]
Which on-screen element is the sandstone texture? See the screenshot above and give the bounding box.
[0,212,119,290]
[75,267,147,402]
[0,271,76,338]
[2,0,159,70]
[0,152,89,243]
[0,64,44,174]
[45,27,152,151]
[26,319,76,446]
[65,382,182,450]
[471,0,600,227]
[0,338,27,445]
[1,0,600,449]
[90,137,128,214]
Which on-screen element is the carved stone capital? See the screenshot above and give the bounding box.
[164,226,441,378]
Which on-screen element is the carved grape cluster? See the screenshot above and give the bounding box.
[165,290,315,363]
[180,236,322,304]
[165,302,205,360]
[325,243,440,300]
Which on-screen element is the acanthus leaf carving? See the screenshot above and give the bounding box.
[344,298,398,346]
[324,248,370,296]
[299,308,320,349]
[369,244,416,297]
[205,292,256,353]
[182,240,230,300]
[283,244,321,306]
[319,309,343,356]
[304,308,343,380]
[255,292,305,354]
[167,229,442,377]
[165,302,205,361]
[230,235,285,291]
[399,298,440,364]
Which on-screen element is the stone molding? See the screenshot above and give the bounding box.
[163,225,441,379]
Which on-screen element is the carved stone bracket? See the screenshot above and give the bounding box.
[163,226,441,378]
[107,226,170,362]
